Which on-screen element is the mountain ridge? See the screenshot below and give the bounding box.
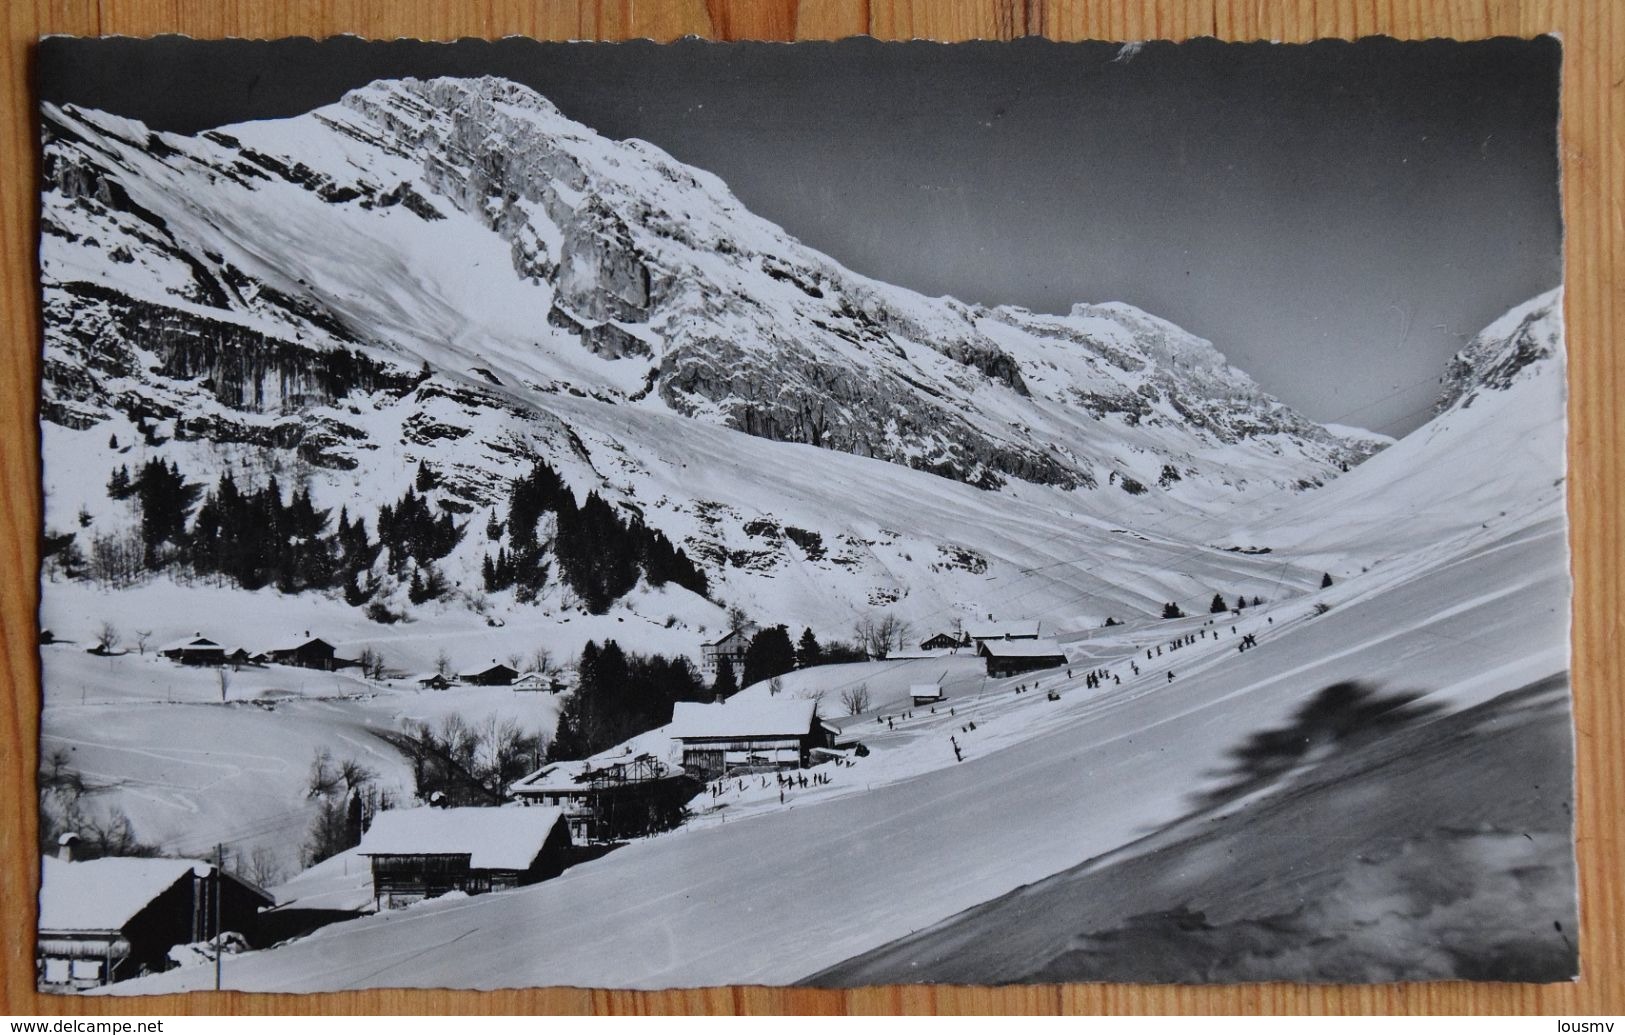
[36,75,1460,635]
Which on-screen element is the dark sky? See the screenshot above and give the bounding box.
[37,35,1562,435]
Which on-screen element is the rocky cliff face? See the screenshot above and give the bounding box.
[1435,289,1564,414]
[265,76,1370,492]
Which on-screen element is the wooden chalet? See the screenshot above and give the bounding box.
[668,698,837,778]
[512,754,697,842]
[37,845,271,990]
[965,618,1042,646]
[415,673,452,690]
[459,662,519,687]
[511,671,564,693]
[979,638,1069,678]
[258,632,339,671]
[910,683,946,705]
[700,623,756,685]
[919,632,969,652]
[157,635,226,666]
[356,806,571,910]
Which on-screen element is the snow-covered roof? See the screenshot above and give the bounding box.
[701,625,757,649]
[39,855,211,932]
[511,760,591,794]
[158,636,222,653]
[357,806,567,870]
[978,638,1068,659]
[668,699,818,740]
[965,620,1041,640]
[459,663,517,679]
[512,755,681,795]
[260,635,333,654]
[910,684,945,699]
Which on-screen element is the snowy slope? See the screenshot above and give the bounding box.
[109,506,1569,992]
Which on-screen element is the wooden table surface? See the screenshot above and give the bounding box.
[1,0,1619,1017]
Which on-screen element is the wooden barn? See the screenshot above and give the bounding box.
[668,698,837,778]
[37,847,271,990]
[356,806,571,910]
[910,683,946,705]
[257,632,339,671]
[156,635,226,666]
[513,754,697,842]
[415,673,452,690]
[979,638,1069,678]
[459,662,519,687]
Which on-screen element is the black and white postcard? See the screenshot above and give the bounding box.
[32,35,1572,992]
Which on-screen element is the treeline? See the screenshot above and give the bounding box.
[60,452,715,619]
[549,640,709,760]
[484,459,708,612]
[94,457,460,605]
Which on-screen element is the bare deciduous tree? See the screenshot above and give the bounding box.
[88,530,145,588]
[434,649,454,680]
[854,613,911,660]
[134,630,152,655]
[95,620,120,655]
[357,645,387,681]
[840,681,872,716]
[236,845,286,889]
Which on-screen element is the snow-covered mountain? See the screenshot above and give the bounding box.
[1227,288,1565,564]
[40,76,1379,635]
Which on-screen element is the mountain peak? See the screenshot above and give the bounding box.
[343,74,565,118]
[1435,288,1563,414]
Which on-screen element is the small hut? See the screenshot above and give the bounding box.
[356,806,571,910]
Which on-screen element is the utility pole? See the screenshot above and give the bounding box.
[214,843,223,992]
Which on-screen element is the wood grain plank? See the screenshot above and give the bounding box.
[1,0,1618,1016]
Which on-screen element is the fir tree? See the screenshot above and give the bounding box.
[1210,593,1227,614]
[132,459,200,567]
[1321,572,1334,588]
[711,657,739,699]
[797,627,822,668]
[741,625,797,689]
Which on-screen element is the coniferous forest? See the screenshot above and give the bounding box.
[483,459,709,612]
[54,453,710,618]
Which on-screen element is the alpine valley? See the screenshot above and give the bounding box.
[34,76,1574,991]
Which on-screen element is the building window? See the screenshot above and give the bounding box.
[70,959,103,982]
